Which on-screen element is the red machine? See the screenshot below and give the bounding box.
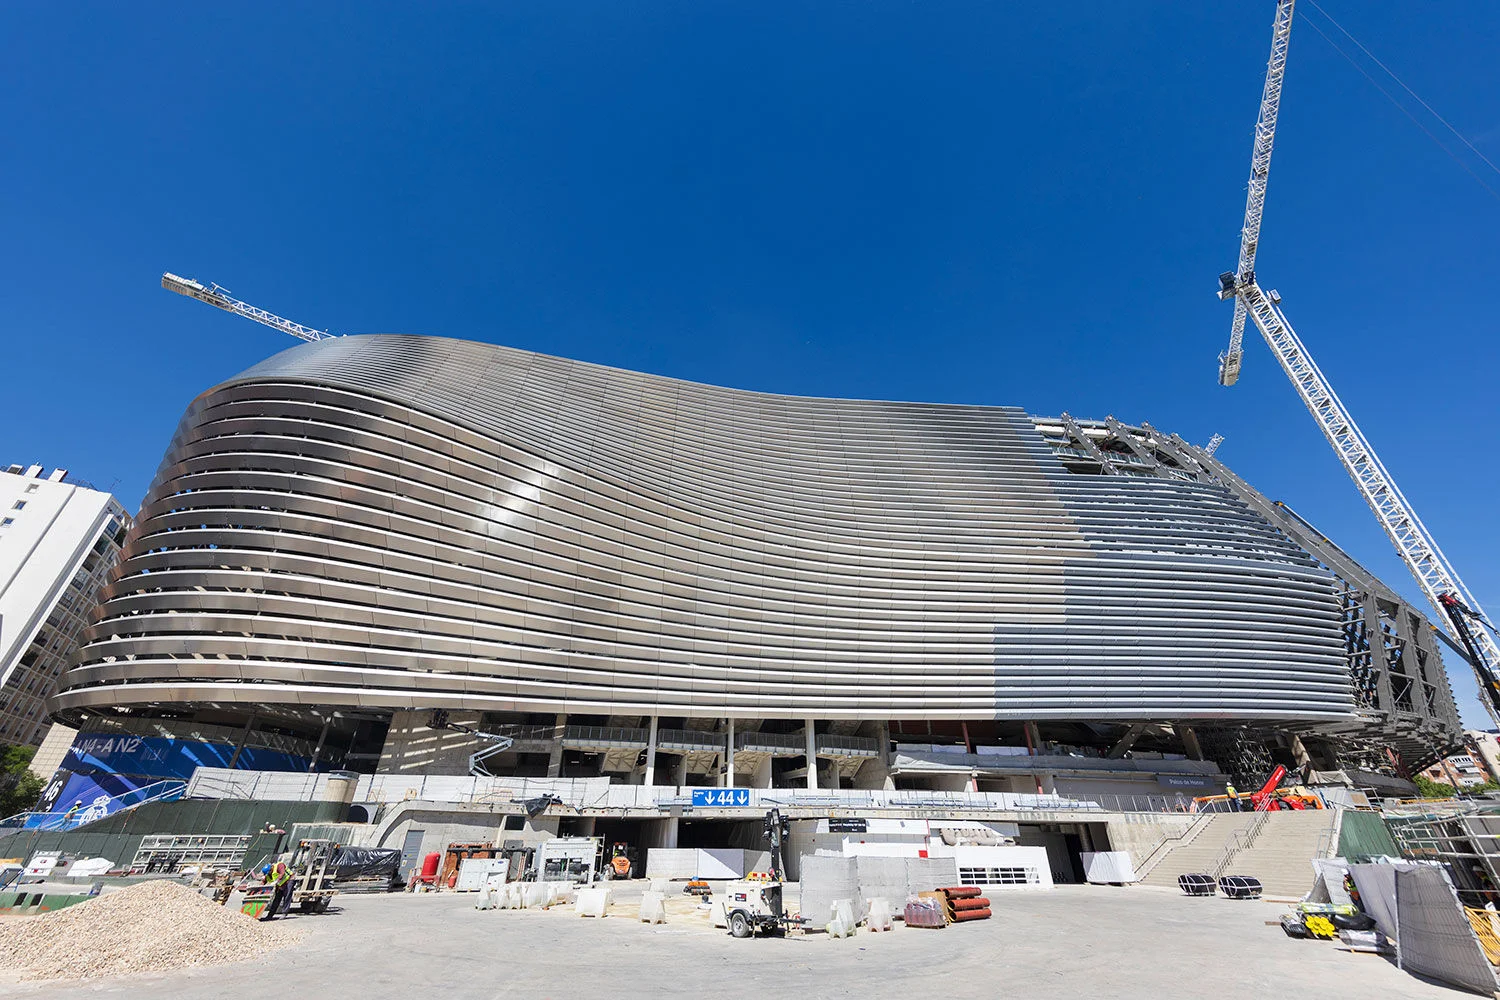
[1249,765,1322,810]
[1249,765,1288,810]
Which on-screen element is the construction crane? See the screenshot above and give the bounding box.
[1216,0,1294,389]
[1204,434,1225,457]
[161,272,335,343]
[1214,1,1500,723]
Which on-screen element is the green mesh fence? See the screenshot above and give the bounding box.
[0,799,344,870]
[1338,810,1401,861]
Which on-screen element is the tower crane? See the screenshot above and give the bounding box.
[1215,0,1500,724]
[161,272,336,343]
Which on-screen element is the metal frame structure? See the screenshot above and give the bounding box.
[1217,0,1296,388]
[161,272,335,343]
[1037,415,1463,766]
[1214,1,1500,724]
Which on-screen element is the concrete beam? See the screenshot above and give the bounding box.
[1107,723,1149,759]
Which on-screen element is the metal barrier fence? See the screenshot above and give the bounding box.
[182,768,1240,815]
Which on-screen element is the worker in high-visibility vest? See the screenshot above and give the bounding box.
[1225,782,1240,812]
[259,859,294,921]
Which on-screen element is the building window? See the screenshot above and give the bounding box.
[25,484,38,493]
[0,518,12,527]
[11,501,24,510]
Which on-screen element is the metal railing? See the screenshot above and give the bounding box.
[655,729,725,751]
[1135,812,1216,879]
[815,735,881,756]
[179,766,1244,817]
[735,731,806,753]
[481,724,561,743]
[1208,801,1274,879]
[559,725,649,748]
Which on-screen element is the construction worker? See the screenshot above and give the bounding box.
[259,858,294,920]
[62,800,82,825]
[1225,782,1240,812]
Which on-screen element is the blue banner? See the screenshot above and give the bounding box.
[34,769,148,824]
[64,734,310,781]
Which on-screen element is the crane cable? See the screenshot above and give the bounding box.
[1300,0,1500,204]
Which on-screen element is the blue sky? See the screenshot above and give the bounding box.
[4,3,1498,726]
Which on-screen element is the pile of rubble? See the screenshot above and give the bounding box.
[0,880,304,981]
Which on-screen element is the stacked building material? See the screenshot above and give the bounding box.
[937,886,992,923]
[903,896,946,928]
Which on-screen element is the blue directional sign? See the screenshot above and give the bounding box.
[692,788,750,807]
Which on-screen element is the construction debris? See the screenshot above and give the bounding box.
[0,880,303,982]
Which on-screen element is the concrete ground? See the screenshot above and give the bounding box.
[6,883,1470,999]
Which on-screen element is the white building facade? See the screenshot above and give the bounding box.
[0,464,129,747]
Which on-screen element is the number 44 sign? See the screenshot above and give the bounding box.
[691,788,750,807]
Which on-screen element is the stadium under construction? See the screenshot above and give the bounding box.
[36,333,1461,819]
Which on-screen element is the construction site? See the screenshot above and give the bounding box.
[3,1,1500,997]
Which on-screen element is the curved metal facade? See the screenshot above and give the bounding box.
[54,334,1356,724]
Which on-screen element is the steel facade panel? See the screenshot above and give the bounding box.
[54,335,1365,726]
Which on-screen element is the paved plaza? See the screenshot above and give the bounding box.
[3,883,1465,999]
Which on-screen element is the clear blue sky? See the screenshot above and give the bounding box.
[4,3,1498,725]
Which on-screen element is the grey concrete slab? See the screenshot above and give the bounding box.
[6,885,1460,999]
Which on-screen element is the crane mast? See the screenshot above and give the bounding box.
[1218,0,1296,388]
[161,272,335,343]
[1217,2,1500,723]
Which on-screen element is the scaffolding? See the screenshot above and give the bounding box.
[1386,801,1500,907]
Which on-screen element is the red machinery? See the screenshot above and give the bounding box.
[1250,765,1323,811]
[1249,765,1288,810]
[1195,765,1323,812]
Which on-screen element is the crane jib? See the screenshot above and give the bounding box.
[1216,0,1499,727]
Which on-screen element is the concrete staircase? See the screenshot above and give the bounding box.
[1224,809,1336,898]
[1139,813,1257,888]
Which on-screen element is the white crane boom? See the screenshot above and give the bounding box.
[161,272,335,343]
[1218,0,1296,388]
[1204,434,1225,456]
[1217,2,1500,724]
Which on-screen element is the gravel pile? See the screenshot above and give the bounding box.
[0,880,304,981]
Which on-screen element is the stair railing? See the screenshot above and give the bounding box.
[1135,811,1215,879]
[1210,799,1274,879]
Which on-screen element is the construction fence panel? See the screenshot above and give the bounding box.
[1395,864,1498,996]
[1348,863,1399,940]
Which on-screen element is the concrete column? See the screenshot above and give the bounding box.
[751,755,772,788]
[961,720,978,792]
[805,718,818,790]
[724,719,736,788]
[656,817,679,849]
[644,715,658,786]
[546,713,567,778]
[1288,734,1312,771]
[879,722,896,790]
[1179,726,1204,762]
